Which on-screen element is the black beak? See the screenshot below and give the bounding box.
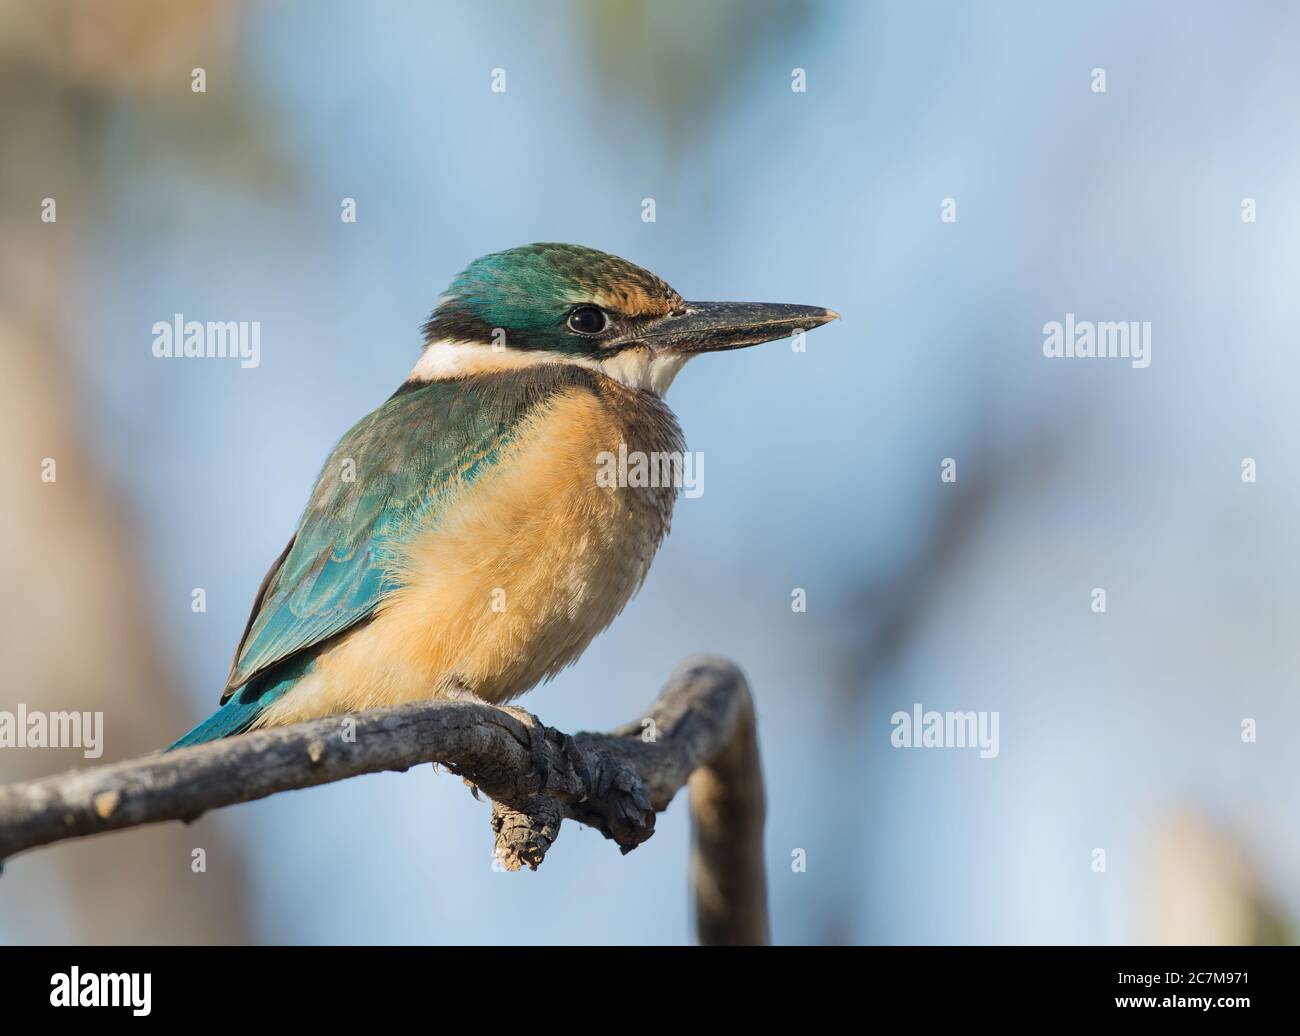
[637,301,839,354]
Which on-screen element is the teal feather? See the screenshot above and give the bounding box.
[168,366,601,748]
[168,655,315,749]
[225,378,522,693]
[424,243,679,353]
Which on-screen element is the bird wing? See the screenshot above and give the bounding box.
[221,375,548,700]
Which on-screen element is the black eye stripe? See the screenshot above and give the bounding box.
[566,306,608,335]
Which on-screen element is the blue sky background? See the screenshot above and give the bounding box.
[13,0,1300,943]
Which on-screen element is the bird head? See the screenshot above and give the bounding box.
[416,243,838,395]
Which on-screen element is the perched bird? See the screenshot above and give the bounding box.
[171,243,836,749]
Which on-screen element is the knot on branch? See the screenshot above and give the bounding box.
[491,797,560,871]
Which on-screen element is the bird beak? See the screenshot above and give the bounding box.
[638,301,840,354]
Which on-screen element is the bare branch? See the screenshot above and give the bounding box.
[0,656,768,945]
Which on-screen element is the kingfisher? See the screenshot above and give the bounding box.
[171,243,837,749]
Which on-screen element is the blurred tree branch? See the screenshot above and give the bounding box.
[0,656,768,946]
[838,416,1072,700]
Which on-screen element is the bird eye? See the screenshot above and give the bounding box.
[566,306,608,335]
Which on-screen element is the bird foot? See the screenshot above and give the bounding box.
[572,758,655,853]
[496,705,592,796]
[559,730,594,799]
[497,705,553,793]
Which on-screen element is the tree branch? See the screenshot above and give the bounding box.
[0,655,768,945]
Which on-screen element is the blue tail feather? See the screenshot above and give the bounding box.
[167,655,314,751]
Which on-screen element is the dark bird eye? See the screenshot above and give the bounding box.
[567,306,608,335]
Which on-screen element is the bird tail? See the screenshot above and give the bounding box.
[167,657,312,751]
[167,692,266,750]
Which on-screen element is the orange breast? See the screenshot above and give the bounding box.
[253,378,684,724]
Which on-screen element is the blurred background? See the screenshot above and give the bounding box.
[3,0,1299,945]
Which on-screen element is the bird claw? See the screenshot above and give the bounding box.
[559,731,593,799]
[499,706,551,793]
[572,759,655,852]
[498,707,593,796]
